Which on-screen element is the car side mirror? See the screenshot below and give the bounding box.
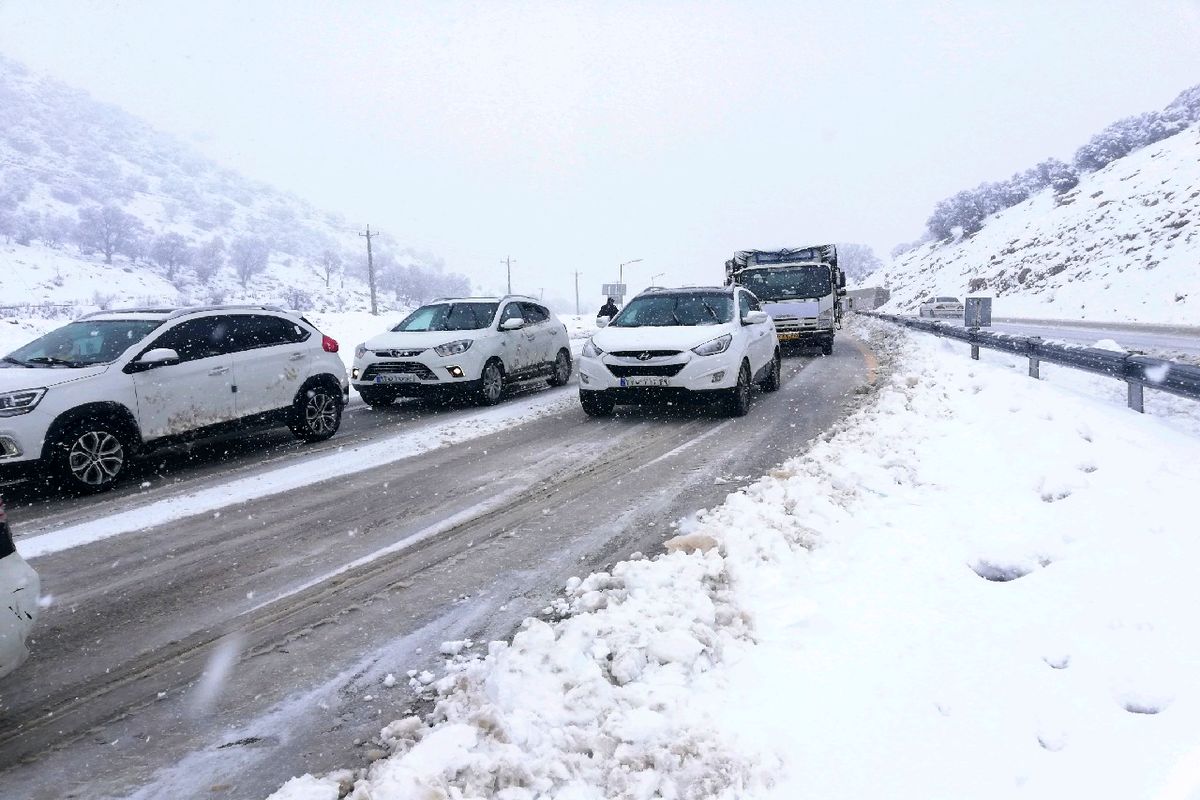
[501,318,526,331]
[742,310,769,325]
[138,347,180,367]
[596,316,611,328]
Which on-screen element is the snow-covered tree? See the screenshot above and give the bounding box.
[193,236,225,284]
[150,232,194,285]
[230,236,270,287]
[74,204,141,264]
[837,243,884,283]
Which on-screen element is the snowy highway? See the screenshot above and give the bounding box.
[0,337,877,800]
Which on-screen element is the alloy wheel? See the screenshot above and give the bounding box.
[483,363,503,402]
[305,392,339,435]
[68,430,125,486]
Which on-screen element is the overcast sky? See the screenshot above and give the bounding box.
[1,0,1198,304]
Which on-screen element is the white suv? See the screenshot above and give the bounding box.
[578,286,781,417]
[1,494,39,679]
[352,296,572,407]
[0,306,349,492]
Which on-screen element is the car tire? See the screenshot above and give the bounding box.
[357,386,394,408]
[579,389,614,417]
[290,382,343,442]
[761,349,781,392]
[548,348,572,387]
[724,361,751,417]
[52,418,131,493]
[477,359,505,406]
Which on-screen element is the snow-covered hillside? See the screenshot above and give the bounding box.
[874,124,1200,324]
[0,55,466,315]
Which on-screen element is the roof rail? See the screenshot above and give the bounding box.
[80,304,287,320]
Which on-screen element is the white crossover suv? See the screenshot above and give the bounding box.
[0,306,348,492]
[577,286,781,417]
[352,296,572,407]
[1,494,39,680]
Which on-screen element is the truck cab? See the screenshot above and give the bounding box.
[725,245,845,355]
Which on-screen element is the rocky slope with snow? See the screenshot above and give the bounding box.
[873,124,1200,325]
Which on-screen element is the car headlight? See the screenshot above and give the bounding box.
[0,388,47,417]
[581,339,604,358]
[355,343,368,359]
[434,339,473,357]
[691,334,732,356]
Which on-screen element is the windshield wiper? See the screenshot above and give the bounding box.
[1,356,31,367]
[25,355,87,368]
[702,303,720,321]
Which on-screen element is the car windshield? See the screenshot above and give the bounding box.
[737,266,832,301]
[936,297,960,303]
[3,319,163,368]
[392,302,499,332]
[611,293,733,327]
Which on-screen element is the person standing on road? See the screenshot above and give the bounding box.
[598,297,619,319]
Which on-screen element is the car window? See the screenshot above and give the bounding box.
[499,303,525,325]
[393,302,499,332]
[5,319,163,368]
[744,292,762,311]
[148,316,235,362]
[228,315,309,351]
[936,297,959,303]
[611,293,733,327]
[520,302,548,323]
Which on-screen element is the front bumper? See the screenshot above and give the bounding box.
[578,350,740,394]
[351,349,488,395]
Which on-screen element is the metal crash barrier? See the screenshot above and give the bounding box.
[864,312,1200,413]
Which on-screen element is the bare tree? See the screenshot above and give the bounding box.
[150,232,194,285]
[193,236,225,285]
[74,204,140,264]
[14,210,40,246]
[313,248,342,288]
[230,236,271,287]
[41,213,76,248]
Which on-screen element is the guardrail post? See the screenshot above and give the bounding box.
[970,344,979,360]
[1027,337,1041,379]
[1127,381,1144,413]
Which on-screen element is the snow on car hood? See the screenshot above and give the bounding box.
[0,363,111,391]
[590,324,734,353]
[762,300,819,318]
[363,330,485,351]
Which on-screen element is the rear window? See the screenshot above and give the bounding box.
[936,297,960,303]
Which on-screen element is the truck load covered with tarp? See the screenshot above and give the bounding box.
[724,244,845,355]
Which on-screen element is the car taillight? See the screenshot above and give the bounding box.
[322,335,339,353]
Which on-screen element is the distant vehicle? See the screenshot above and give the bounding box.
[919,296,965,318]
[352,295,572,408]
[577,286,780,417]
[0,306,348,492]
[0,495,40,679]
[725,244,846,356]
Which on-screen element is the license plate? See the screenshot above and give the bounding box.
[619,376,670,388]
[375,373,419,384]
[777,332,800,341]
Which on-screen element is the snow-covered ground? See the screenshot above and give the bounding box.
[271,317,1200,800]
[874,124,1200,325]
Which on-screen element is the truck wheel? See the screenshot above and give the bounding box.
[724,362,751,417]
[761,350,781,392]
[53,419,131,493]
[822,339,834,356]
[580,390,614,417]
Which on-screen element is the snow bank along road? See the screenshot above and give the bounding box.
[0,335,877,800]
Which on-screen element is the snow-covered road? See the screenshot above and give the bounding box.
[0,335,877,800]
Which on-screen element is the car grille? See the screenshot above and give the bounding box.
[608,350,682,358]
[607,363,686,378]
[374,349,426,358]
[360,362,438,381]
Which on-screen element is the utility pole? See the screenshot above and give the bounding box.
[502,256,515,294]
[359,224,380,315]
[573,270,581,315]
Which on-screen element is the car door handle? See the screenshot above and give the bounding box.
[209,366,230,376]
[289,352,306,361]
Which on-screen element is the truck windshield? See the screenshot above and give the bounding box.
[738,266,832,301]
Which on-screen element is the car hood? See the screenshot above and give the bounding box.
[591,324,734,353]
[0,363,111,391]
[762,300,820,318]
[362,330,485,351]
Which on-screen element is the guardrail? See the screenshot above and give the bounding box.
[863,312,1200,413]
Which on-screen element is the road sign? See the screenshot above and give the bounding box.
[601,283,626,299]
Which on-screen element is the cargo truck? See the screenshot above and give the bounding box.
[724,244,846,355]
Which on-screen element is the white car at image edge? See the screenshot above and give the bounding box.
[578,286,781,417]
[1,495,39,680]
[351,296,572,407]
